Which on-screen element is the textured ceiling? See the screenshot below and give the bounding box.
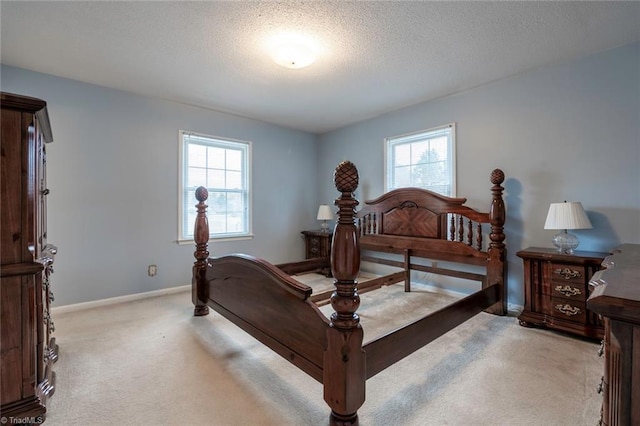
[2,1,639,134]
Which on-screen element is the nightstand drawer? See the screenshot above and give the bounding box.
[551,282,585,300]
[549,298,587,323]
[309,237,321,255]
[550,263,586,286]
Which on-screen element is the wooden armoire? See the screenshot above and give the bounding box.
[1,92,57,422]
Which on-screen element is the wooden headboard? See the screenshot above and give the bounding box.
[355,169,507,314]
[356,170,505,266]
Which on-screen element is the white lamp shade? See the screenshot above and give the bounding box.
[544,202,592,230]
[317,205,334,220]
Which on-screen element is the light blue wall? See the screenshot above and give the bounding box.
[318,43,640,307]
[1,66,319,306]
[3,43,638,308]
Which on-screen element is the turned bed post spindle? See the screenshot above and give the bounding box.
[487,169,507,315]
[324,161,366,426]
[193,186,210,316]
[449,215,455,241]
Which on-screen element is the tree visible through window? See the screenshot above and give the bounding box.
[385,124,456,196]
[179,131,251,241]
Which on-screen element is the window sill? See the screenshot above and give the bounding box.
[176,234,254,245]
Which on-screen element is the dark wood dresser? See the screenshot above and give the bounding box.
[588,244,640,426]
[517,247,607,339]
[1,92,58,422]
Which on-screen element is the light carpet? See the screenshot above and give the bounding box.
[46,279,603,426]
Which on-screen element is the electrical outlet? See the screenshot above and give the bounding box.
[148,265,157,277]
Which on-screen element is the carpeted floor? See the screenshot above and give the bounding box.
[46,278,603,426]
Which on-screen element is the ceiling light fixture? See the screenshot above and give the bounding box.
[272,42,315,69]
[269,33,317,69]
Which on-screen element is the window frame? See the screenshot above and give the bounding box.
[384,123,456,196]
[177,130,252,244]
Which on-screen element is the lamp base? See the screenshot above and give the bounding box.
[552,230,580,254]
[320,221,330,233]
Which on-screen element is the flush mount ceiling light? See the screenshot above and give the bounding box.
[272,43,315,69]
[268,33,317,69]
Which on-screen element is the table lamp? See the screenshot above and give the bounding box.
[544,201,592,254]
[317,205,333,232]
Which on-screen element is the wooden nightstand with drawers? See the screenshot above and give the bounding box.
[301,230,333,260]
[517,247,607,340]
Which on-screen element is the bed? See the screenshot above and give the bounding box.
[191,160,506,425]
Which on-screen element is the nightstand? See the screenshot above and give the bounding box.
[301,230,333,259]
[517,247,607,339]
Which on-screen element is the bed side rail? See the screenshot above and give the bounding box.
[276,257,330,275]
[363,283,500,379]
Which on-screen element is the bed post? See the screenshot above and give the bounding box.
[193,186,210,316]
[324,161,366,426]
[486,169,507,316]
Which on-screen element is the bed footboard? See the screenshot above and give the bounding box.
[204,254,330,381]
[191,188,330,382]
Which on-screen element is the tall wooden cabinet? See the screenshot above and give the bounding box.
[588,244,640,426]
[1,92,57,422]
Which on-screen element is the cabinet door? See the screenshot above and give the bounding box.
[1,109,24,264]
[0,274,38,403]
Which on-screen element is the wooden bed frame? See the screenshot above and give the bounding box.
[192,161,506,425]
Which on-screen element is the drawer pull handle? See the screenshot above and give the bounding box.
[554,285,582,297]
[554,267,582,280]
[554,304,581,317]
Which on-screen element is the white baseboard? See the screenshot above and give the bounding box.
[51,284,191,315]
[416,282,469,298]
[508,303,524,316]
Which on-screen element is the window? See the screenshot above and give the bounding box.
[178,131,251,242]
[384,123,456,196]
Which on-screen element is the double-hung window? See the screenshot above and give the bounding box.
[179,131,251,242]
[385,123,456,196]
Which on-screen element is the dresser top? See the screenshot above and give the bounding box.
[517,247,609,263]
[587,243,640,323]
[1,92,46,112]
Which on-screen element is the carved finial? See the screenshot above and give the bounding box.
[334,161,359,194]
[195,186,209,202]
[490,169,505,185]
